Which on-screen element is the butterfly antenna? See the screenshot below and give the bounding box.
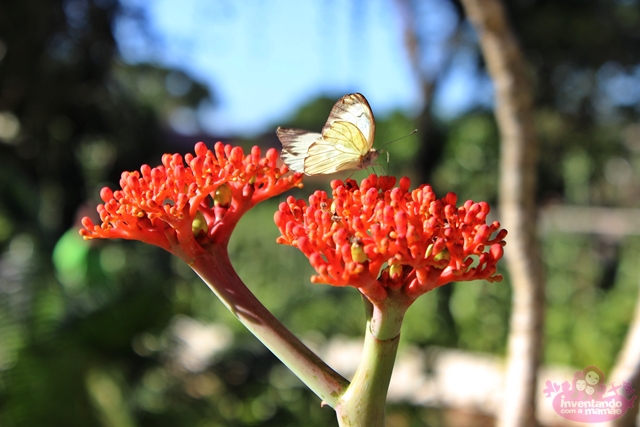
[378,129,418,149]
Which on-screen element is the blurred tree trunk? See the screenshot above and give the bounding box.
[602,278,640,427]
[458,1,544,427]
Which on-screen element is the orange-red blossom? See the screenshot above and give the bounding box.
[274,175,506,303]
[80,142,302,259]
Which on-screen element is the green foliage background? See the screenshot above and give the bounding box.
[1,1,640,426]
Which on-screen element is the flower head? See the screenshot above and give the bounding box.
[81,142,303,260]
[275,175,506,303]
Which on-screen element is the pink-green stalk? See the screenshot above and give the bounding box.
[334,293,410,426]
[188,245,349,407]
[191,244,409,426]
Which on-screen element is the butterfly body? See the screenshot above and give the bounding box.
[277,93,378,175]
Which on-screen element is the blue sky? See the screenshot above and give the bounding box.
[116,0,484,136]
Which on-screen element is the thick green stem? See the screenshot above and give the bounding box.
[334,297,408,427]
[188,246,349,407]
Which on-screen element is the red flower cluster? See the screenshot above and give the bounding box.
[275,175,506,302]
[81,142,302,260]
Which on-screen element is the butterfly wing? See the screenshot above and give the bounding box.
[276,127,322,173]
[303,121,369,175]
[321,93,375,153]
[276,93,376,175]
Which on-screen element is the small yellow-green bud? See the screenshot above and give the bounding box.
[214,184,233,208]
[350,240,367,263]
[425,243,434,258]
[389,263,403,278]
[192,211,208,236]
[433,248,450,262]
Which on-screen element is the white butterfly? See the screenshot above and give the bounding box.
[276,93,379,175]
